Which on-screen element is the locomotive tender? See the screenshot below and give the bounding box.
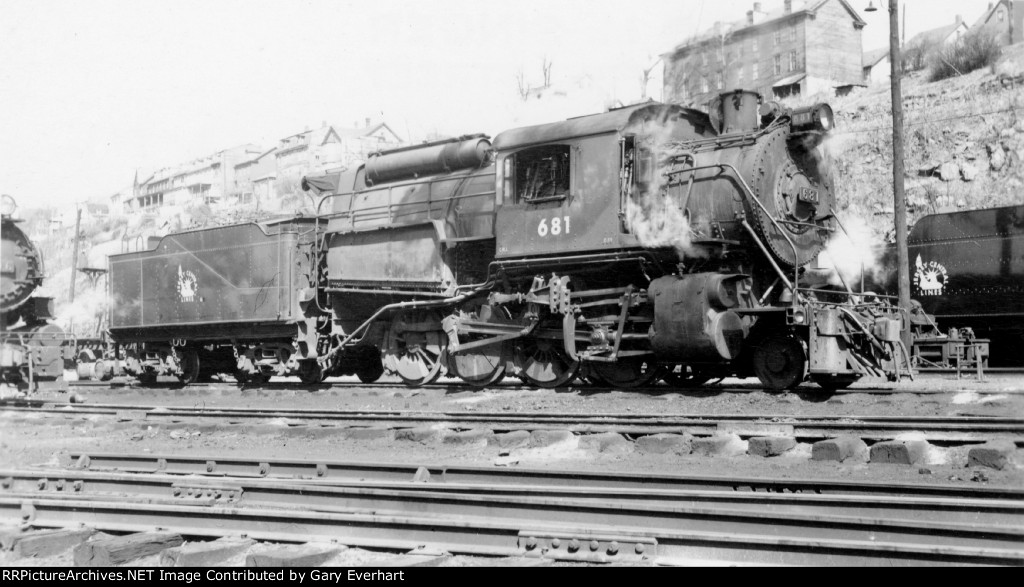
[108,90,909,391]
[903,205,1024,366]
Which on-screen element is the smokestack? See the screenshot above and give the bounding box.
[784,0,792,14]
[747,9,754,24]
[753,2,762,12]
[955,14,962,23]
[365,117,371,128]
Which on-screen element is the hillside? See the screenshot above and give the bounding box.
[823,43,1024,238]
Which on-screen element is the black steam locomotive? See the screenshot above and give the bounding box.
[106,91,908,391]
[0,196,73,394]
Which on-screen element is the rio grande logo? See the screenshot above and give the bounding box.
[913,255,948,296]
[177,265,198,302]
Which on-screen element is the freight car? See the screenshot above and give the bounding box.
[310,91,908,391]
[0,195,74,394]
[904,205,1024,366]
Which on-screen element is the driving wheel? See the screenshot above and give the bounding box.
[752,333,807,392]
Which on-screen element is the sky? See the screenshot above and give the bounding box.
[0,0,995,209]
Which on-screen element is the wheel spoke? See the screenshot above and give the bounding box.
[516,339,579,389]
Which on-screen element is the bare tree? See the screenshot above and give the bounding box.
[515,67,530,101]
[640,56,663,100]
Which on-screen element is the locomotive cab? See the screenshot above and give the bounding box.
[492,103,717,261]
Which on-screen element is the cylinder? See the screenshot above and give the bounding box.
[365,136,491,185]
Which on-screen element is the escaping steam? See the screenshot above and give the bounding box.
[625,194,698,259]
[818,214,887,288]
[623,121,707,260]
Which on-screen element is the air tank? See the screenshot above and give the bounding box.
[365,135,491,185]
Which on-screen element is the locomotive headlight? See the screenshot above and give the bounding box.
[0,194,16,217]
[790,103,834,134]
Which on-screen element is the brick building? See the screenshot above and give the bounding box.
[663,0,866,107]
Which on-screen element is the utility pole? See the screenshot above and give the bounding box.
[888,0,912,351]
[69,207,82,304]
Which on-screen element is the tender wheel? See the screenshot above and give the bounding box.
[450,343,508,388]
[176,349,200,385]
[136,371,158,386]
[384,314,447,387]
[662,365,712,388]
[590,359,662,389]
[515,338,579,389]
[297,361,325,385]
[811,374,859,392]
[752,333,807,392]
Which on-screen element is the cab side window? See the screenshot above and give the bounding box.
[515,145,570,203]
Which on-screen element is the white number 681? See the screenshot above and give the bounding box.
[538,216,571,237]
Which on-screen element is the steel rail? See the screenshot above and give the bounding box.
[2,496,1020,566]
[63,453,1024,500]
[5,404,1022,443]
[4,469,1022,530]
[63,378,1024,394]
[8,402,1023,429]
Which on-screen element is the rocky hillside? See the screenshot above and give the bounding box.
[821,43,1024,240]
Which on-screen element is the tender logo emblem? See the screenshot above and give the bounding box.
[177,265,198,302]
[913,255,948,296]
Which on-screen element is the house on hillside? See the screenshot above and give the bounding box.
[275,121,403,181]
[972,0,1023,45]
[862,47,890,85]
[232,147,277,206]
[131,144,262,215]
[336,121,404,167]
[902,17,970,71]
[662,0,866,107]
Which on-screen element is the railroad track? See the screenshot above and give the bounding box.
[65,377,1024,395]
[4,401,1022,444]
[3,455,1022,566]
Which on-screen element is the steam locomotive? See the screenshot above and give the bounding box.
[0,195,73,394]
[106,90,908,391]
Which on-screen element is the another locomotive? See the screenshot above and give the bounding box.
[0,195,73,393]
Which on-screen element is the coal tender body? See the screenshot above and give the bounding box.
[107,218,330,384]
[318,92,908,391]
[907,205,1024,366]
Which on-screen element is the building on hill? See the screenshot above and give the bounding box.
[130,144,262,216]
[862,46,890,85]
[124,120,404,217]
[265,121,403,208]
[902,17,970,71]
[972,0,1022,45]
[232,147,277,206]
[663,0,866,107]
